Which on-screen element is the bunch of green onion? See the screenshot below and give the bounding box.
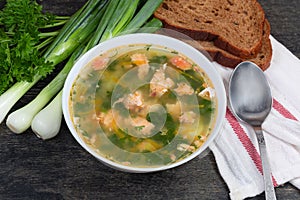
[0,0,163,140]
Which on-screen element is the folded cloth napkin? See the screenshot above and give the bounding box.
[209,36,300,200]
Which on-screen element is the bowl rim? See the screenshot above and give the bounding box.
[62,33,226,173]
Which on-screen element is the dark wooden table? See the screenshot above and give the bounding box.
[1,0,299,199]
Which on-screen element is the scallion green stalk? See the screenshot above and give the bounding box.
[42,17,69,29]
[120,0,163,35]
[111,0,139,37]
[84,0,119,50]
[43,0,102,58]
[137,18,163,33]
[45,0,108,66]
[100,0,136,42]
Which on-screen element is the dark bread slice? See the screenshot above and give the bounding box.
[154,0,266,58]
[196,20,272,71]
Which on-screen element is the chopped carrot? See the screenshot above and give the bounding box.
[170,56,192,70]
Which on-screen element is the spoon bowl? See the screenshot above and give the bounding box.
[229,61,276,200]
[229,61,272,126]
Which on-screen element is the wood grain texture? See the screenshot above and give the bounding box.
[0,0,299,199]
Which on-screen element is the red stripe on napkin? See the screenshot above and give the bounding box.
[226,108,278,186]
[273,99,298,121]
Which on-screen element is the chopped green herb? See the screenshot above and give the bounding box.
[149,55,167,64]
[106,90,112,97]
[135,125,145,131]
[0,0,63,94]
[151,113,177,145]
[145,44,152,51]
[101,100,111,111]
[107,59,118,71]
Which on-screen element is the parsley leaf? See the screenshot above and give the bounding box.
[0,0,57,94]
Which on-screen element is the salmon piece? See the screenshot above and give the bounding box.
[173,82,194,96]
[130,53,150,79]
[131,116,155,136]
[131,53,149,66]
[170,154,176,162]
[123,91,144,111]
[98,110,114,129]
[137,64,150,80]
[91,55,110,70]
[150,67,174,97]
[170,56,193,70]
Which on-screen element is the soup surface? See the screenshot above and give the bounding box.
[69,44,217,168]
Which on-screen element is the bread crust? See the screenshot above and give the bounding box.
[162,19,272,71]
[154,0,266,58]
[197,20,272,71]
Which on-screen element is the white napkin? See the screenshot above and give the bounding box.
[209,36,300,200]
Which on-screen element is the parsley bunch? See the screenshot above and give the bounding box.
[0,0,57,94]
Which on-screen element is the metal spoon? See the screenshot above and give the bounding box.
[228,61,276,200]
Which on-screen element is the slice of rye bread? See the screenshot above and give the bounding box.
[154,0,266,58]
[196,20,272,71]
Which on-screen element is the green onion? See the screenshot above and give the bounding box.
[31,90,63,140]
[43,0,103,58]
[84,0,120,51]
[1,0,108,125]
[0,81,39,126]
[6,38,89,133]
[120,0,163,35]
[137,18,163,33]
[8,0,161,140]
[0,0,70,94]
[111,0,139,37]
[100,0,137,42]
[45,0,108,65]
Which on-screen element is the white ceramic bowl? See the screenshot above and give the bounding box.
[62,33,226,173]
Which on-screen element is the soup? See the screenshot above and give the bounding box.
[69,44,217,168]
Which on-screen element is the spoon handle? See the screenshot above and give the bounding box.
[254,127,277,200]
